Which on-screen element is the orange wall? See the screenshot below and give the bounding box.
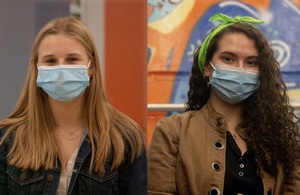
[104,0,147,136]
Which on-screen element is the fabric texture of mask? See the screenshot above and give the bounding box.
[210,64,260,104]
[36,65,90,102]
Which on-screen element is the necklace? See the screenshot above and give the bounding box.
[56,126,84,141]
[228,130,237,139]
[55,116,84,141]
[57,130,83,141]
[53,116,82,127]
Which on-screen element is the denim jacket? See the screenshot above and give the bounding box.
[0,128,147,195]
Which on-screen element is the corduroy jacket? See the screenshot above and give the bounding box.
[148,100,300,195]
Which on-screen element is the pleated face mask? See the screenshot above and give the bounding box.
[209,62,260,104]
[36,62,90,102]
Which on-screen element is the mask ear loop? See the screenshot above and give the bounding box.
[86,60,93,78]
[209,61,216,70]
[203,61,216,87]
[86,60,91,69]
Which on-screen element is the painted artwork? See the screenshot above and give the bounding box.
[147,0,300,141]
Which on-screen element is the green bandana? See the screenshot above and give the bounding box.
[197,13,264,74]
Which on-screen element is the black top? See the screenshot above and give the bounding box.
[223,132,263,195]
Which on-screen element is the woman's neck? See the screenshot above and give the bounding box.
[48,96,84,125]
[210,91,243,126]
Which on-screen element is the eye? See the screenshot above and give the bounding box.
[222,56,235,64]
[67,57,78,63]
[245,59,258,66]
[66,57,79,64]
[45,58,56,64]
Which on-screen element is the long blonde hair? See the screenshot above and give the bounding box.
[0,17,143,173]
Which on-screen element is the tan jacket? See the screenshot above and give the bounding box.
[148,101,300,195]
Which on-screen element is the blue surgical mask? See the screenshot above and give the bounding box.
[209,62,260,104]
[36,62,90,102]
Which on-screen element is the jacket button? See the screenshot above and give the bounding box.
[215,117,224,127]
[212,162,221,172]
[19,173,26,182]
[214,141,224,149]
[209,187,221,195]
[47,174,54,182]
[98,172,105,178]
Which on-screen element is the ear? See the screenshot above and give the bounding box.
[203,63,212,76]
[30,57,39,72]
[87,64,94,78]
[30,57,35,67]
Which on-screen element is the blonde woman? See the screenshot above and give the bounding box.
[0,16,147,194]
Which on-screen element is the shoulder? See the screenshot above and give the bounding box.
[0,127,12,158]
[157,110,205,133]
[160,111,200,125]
[0,127,13,146]
[0,127,7,137]
[281,160,300,194]
[158,102,216,128]
[114,115,145,163]
[152,111,199,145]
[153,103,221,142]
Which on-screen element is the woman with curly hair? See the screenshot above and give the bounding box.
[0,16,147,194]
[148,13,300,195]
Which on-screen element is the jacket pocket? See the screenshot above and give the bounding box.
[6,165,45,194]
[77,169,118,194]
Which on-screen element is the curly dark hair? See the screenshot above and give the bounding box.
[186,23,300,181]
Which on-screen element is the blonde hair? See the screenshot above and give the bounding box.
[0,16,143,173]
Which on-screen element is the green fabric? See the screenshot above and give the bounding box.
[197,13,264,74]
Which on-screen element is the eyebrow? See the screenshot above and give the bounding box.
[40,54,54,60]
[66,53,82,57]
[40,53,82,59]
[219,51,258,59]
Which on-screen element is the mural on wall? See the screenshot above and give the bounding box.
[147,0,300,113]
